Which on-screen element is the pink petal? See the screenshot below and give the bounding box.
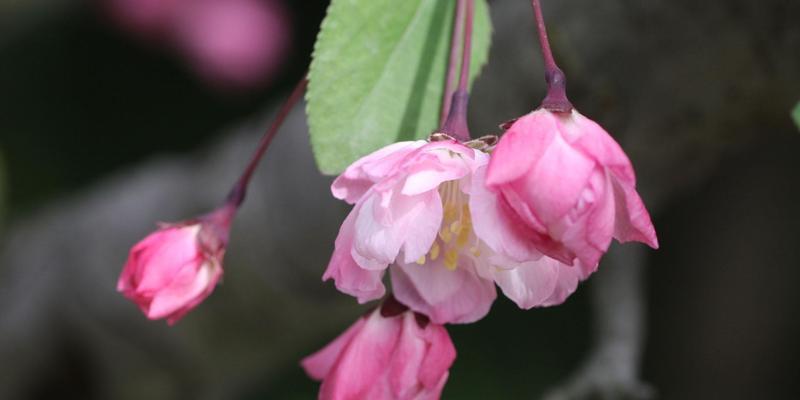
[417,319,457,389]
[400,142,479,196]
[391,257,497,324]
[540,260,587,307]
[132,225,202,292]
[486,110,558,186]
[353,190,442,270]
[564,111,636,185]
[552,168,616,268]
[416,372,449,400]
[323,210,386,303]
[496,187,576,265]
[388,313,428,398]
[400,192,444,265]
[610,176,659,249]
[492,257,560,309]
[318,311,403,400]
[301,316,368,381]
[332,141,425,204]
[511,131,596,224]
[469,166,539,263]
[147,260,218,321]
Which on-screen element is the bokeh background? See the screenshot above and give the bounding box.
[1,0,799,399]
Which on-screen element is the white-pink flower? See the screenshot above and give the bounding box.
[302,297,456,400]
[485,109,658,269]
[323,138,590,324]
[117,206,232,324]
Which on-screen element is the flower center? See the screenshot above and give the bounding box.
[416,180,481,270]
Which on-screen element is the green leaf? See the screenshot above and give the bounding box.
[307,0,493,175]
[792,101,800,131]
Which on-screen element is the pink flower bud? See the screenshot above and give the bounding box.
[117,206,233,324]
[302,298,456,400]
[486,109,658,269]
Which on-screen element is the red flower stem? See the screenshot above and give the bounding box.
[531,0,573,112]
[439,0,466,126]
[226,77,308,207]
[440,0,473,141]
[457,0,474,95]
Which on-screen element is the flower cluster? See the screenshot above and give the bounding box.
[322,108,657,325]
[305,107,657,399]
[112,1,659,396]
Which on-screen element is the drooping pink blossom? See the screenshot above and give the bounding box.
[301,297,456,400]
[485,109,658,269]
[324,137,591,324]
[117,206,233,324]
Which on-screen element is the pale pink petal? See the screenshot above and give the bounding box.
[353,191,442,270]
[353,195,403,268]
[400,142,478,196]
[332,141,425,204]
[323,210,386,303]
[400,160,469,196]
[486,110,557,186]
[301,316,368,381]
[391,257,497,324]
[540,261,586,307]
[610,177,659,248]
[400,192,444,265]
[469,166,538,263]
[492,257,560,309]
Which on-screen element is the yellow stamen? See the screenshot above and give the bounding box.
[444,248,458,270]
[457,225,470,247]
[430,243,441,260]
[440,228,452,243]
[450,220,461,233]
[416,255,426,265]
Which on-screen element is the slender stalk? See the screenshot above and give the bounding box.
[440,0,466,126]
[439,0,473,141]
[457,0,474,94]
[531,0,572,112]
[226,77,308,207]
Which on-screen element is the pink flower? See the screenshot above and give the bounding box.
[117,206,233,324]
[302,297,456,400]
[324,137,589,324]
[485,109,658,269]
[172,0,291,88]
